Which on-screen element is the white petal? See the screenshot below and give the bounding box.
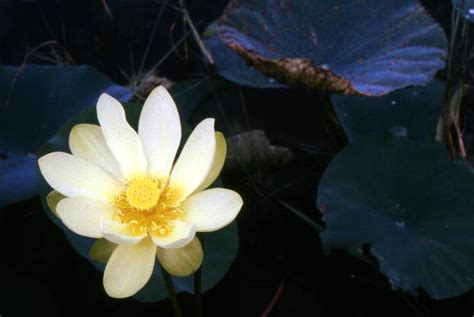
[57,197,115,238]
[97,93,147,179]
[39,152,123,201]
[169,119,216,201]
[195,132,227,193]
[151,220,196,249]
[90,239,117,264]
[69,124,123,180]
[103,238,156,298]
[183,188,243,232]
[139,86,181,178]
[46,190,66,217]
[156,237,203,277]
[100,220,146,245]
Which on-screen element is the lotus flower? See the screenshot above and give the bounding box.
[39,86,243,298]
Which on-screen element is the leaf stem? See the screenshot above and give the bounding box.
[279,200,324,232]
[261,280,284,317]
[194,267,203,317]
[161,265,184,317]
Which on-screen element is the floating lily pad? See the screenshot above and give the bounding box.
[331,79,445,143]
[317,135,474,299]
[0,64,130,206]
[452,0,474,22]
[207,0,448,95]
[39,101,239,302]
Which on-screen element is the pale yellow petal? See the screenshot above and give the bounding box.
[156,237,203,277]
[195,132,226,193]
[38,152,123,201]
[97,93,147,179]
[100,220,146,245]
[46,190,66,216]
[69,124,122,180]
[151,220,196,249]
[90,239,117,264]
[139,86,181,178]
[169,119,216,201]
[183,188,242,232]
[56,197,114,238]
[103,238,156,298]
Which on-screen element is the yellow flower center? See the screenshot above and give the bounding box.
[125,177,160,210]
[112,175,184,237]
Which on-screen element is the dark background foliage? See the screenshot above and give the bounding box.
[1,0,474,316]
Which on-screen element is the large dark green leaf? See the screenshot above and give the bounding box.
[0,64,130,206]
[204,25,286,89]
[206,0,447,96]
[0,64,130,154]
[317,135,474,299]
[0,153,39,206]
[331,79,445,143]
[39,100,239,302]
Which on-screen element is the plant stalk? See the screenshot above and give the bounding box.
[161,266,184,317]
[194,267,203,317]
